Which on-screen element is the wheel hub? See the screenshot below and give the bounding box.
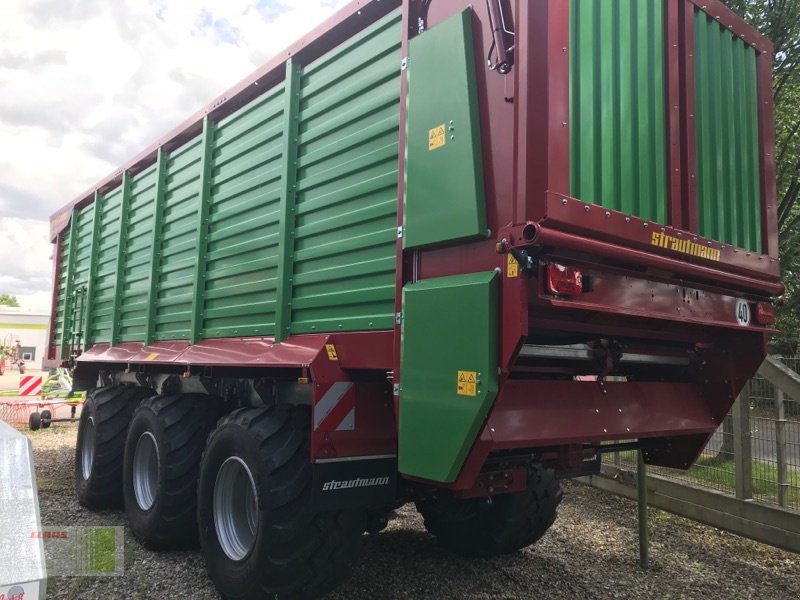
[213,456,259,561]
[81,416,96,480]
[132,431,160,511]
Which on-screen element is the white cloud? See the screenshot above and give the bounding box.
[0,218,52,310]
[0,0,348,311]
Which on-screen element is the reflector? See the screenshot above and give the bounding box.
[755,303,776,326]
[546,264,583,297]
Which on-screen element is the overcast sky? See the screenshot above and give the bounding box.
[0,0,347,311]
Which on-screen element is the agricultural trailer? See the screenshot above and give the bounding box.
[46,0,781,598]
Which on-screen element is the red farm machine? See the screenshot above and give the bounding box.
[46,1,780,598]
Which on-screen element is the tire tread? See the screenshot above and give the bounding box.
[75,386,155,509]
[199,404,365,600]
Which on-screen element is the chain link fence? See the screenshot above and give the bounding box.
[605,356,800,511]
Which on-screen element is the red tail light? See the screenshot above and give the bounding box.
[755,302,776,326]
[546,264,583,297]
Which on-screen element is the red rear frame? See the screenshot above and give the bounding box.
[514,0,779,280]
[390,0,778,487]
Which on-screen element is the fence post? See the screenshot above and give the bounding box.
[733,381,753,500]
[775,389,788,508]
[637,450,649,570]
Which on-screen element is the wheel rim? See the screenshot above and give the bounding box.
[132,432,160,511]
[81,416,96,480]
[213,456,259,561]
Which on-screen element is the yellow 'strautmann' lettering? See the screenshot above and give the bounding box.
[651,232,721,262]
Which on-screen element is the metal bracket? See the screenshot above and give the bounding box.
[401,57,409,71]
[397,226,404,239]
[395,312,403,325]
[486,0,515,74]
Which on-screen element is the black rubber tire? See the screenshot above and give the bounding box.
[29,412,41,431]
[123,394,226,548]
[75,386,155,509]
[41,410,52,429]
[415,465,562,557]
[198,405,366,600]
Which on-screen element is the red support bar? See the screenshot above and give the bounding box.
[529,224,784,296]
[487,380,717,450]
[686,0,773,52]
[516,0,570,222]
[392,0,416,420]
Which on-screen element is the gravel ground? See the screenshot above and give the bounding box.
[27,424,800,600]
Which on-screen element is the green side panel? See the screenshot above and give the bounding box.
[72,204,95,293]
[694,9,762,252]
[118,165,158,342]
[152,138,203,341]
[89,187,123,343]
[63,203,95,350]
[404,9,487,249]
[54,234,70,346]
[289,9,402,335]
[203,85,285,339]
[569,0,668,224]
[399,272,499,483]
[55,208,93,352]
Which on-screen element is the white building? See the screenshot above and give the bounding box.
[0,307,50,371]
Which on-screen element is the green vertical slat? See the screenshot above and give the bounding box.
[708,18,723,239]
[694,9,761,251]
[634,2,651,218]
[60,216,78,360]
[83,192,103,347]
[618,3,634,217]
[599,2,615,207]
[732,39,747,247]
[190,118,216,345]
[144,149,167,345]
[744,45,762,251]
[574,3,596,201]
[695,14,711,234]
[569,0,667,224]
[110,173,132,346]
[289,10,400,333]
[716,24,730,243]
[274,60,302,343]
[53,235,69,347]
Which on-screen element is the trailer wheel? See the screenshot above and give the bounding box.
[41,410,52,429]
[29,411,41,431]
[197,405,366,600]
[75,386,155,509]
[415,465,562,557]
[123,394,225,548]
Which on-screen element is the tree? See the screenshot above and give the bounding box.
[722,1,800,354]
[0,294,19,307]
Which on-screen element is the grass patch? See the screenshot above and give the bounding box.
[611,451,800,508]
